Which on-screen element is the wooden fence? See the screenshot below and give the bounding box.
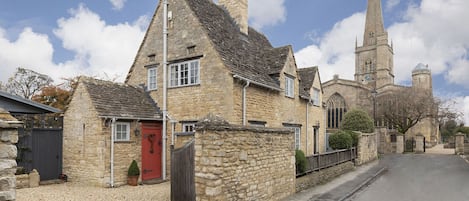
[297,148,356,177]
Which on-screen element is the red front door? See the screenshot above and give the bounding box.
[141,122,162,181]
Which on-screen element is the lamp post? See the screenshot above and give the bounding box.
[371,89,378,126]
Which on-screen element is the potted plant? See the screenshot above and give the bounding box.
[127,160,140,186]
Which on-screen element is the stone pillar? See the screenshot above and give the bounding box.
[455,133,465,155]
[414,134,424,154]
[396,134,404,154]
[0,108,22,201]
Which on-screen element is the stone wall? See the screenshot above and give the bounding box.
[0,108,21,201]
[15,169,39,189]
[356,132,378,165]
[295,161,354,192]
[194,121,295,201]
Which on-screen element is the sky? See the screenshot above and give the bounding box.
[0,0,468,125]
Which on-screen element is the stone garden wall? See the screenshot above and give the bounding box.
[0,108,21,200]
[194,121,295,201]
[356,132,378,165]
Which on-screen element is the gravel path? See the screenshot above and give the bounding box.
[17,182,170,201]
[426,143,454,155]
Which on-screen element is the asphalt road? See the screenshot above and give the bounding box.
[350,154,469,201]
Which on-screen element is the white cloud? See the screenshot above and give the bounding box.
[248,0,286,30]
[385,0,401,11]
[109,0,127,11]
[0,27,58,83]
[295,13,365,81]
[295,0,469,89]
[0,4,147,84]
[53,4,146,81]
[451,96,469,126]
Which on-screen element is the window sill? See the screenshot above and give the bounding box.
[114,140,134,144]
[285,96,295,99]
[168,83,201,89]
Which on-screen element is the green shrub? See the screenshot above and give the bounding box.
[295,150,308,174]
[341,109,374,133]
[347,130,360,147]
[329,130,353,150]
[127,160,140,176]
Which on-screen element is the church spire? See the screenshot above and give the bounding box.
[363,0,385,46]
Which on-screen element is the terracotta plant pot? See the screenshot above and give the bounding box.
[127,175,139,186]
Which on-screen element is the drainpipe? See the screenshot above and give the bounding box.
[306,101,309,155]
[242,81,250,126]
[110,117,116,187]
[162,0,169,181]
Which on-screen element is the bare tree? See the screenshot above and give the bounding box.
[376,87,436,134]
[5,67,53,99]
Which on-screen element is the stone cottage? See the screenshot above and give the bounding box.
[125,0,327,160]
[63,77,163,187]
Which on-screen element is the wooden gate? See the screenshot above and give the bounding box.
[171,140,195,201]
[141,122,162,181]
[33,128,63,181]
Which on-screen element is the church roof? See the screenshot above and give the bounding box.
[184,0,291,90]
[79,77,162,120]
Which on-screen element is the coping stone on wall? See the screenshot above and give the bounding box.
[196,113,292,134]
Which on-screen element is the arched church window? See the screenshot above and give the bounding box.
[327,93,347,129]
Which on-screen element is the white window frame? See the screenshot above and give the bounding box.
[286,126,301,150]
[285,76,294,98]
[148,68,157,91]
[115,122,130,141]
[312,88,320,106]
[169,60,200,87]
[182,123,195,132]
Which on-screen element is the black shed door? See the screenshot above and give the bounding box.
[32,128,63,181]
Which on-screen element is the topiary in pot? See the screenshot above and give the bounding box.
[127,160,140,186]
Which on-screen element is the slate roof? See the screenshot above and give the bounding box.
[0,90,61,114]
[297,67,318,99]
[80,77,162,120]
[185,0,291,90]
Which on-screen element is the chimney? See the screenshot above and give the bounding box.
[218,0,248,35]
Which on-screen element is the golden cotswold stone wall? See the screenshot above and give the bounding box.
[194,122,295,200]
[63,82,105,186]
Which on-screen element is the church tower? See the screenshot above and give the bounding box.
[355,0,394,89]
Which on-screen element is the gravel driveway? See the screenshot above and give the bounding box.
[17,182,170,201]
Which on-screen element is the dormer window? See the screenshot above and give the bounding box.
[285,75,294,98]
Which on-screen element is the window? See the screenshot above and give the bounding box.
[148,68,157,90]
[115,122,130,141]
[286,126,301,150]
[312,88,320,106]
[182,123,195,132]
[285,76,294,98]
[169,60,200,87]
[327,93,347,129]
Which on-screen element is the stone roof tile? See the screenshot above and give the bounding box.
[81,77,162,120]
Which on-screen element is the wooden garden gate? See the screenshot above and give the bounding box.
[171,140,195,201]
